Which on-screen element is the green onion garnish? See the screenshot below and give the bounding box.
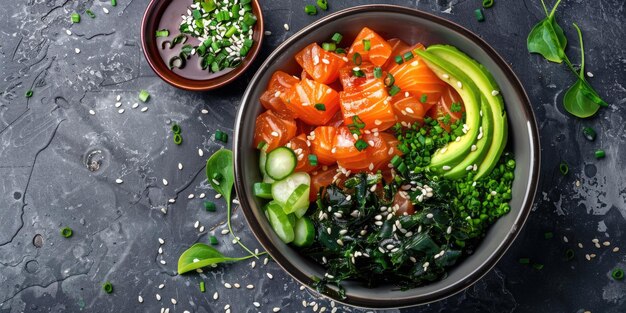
[138,90,150,102]
[304,5,317,15]
[352,52,362,66]
[331,33,342,44]
[242,12,257,26]
[532,263,544,270]
[173,133,183,145]
[482,0,494,8]
[352,116,365,129]
[544,232,554,239]
[353,69,365,77]
[559,161,568,175]
[257,141,267,150]
[224,25,238,38]
[335,48,346,54]
[420,94,428,103]
[25,90,33,98]
[612,268,624,280]
[209,235,219,245]
[215,130,228,143]
[518,258,530,264]
[71,12,81,23]
[86,9,96,18]
[200,281,206,292]
[582,127,596,141]
[169,56,185,69]
[396,162,407,174]
[474,8,485,22]
[565,248,575,260]
[403,51,414,61]
[595,149,605,159]
[60,227,73,238]
[394,55,403,64]
[155,29,169,37]
[373,67,382,79]
[354,139,368,151]
[384,73,395,87]
[363,39,371,51]
[390,155,402,168]
[308,154,318,166]
[388,85,401,96]
[111,0,117,7]
[204,201,217,212]
[171,124,181,134]
[102,281,114,294]
[317,0,328,10]
[314,103,326,111]
[322,42,336,52]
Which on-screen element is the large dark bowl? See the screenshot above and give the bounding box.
[233,4,540,308]
[141,0,264,91]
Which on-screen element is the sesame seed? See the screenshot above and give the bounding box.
[156,294,161,301]
[215,193,222,199]
[141,107,148,112]
[491,90,500,96]
[138,295,144,303]
[271,131,279,137]
[115,178,123,184]
[471,145,477,152]
[266,272,273,279]
[456,81,463,88]
[178,163,183,170]
[75,48,81,54]
[411,60,419,66]
[586,72,594,77]
[171,298,177,304]
[201,109,209,114]
[103,7,109,14]
[198,149,204,156]
[224,283,232,288]
[168,198,176,203]
[264,257,269,265]
[264,30,272,35]
[322,58,330,64]
[563,236,569,243]
[158,238,165,245]
[162,178,168,186]
[442,73,450,79]
[246,284,254,289]
[65,29,72,35]
[273,308,281,312]
[283,24,289,31]
[160,259,166,264]
[442,165,451,171]
[89,109,96,115]
[613,247,620,253]
[132,102,139,109]
[199,226,205,232]
[426,213,434,219]
[118,108,125,114]
[115,102,122,108]
[160,207,167,214]
[213,292,219,300]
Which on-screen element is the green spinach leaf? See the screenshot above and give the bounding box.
[206,149,256,256]
[177,243,257,274]
[527,0,567,63]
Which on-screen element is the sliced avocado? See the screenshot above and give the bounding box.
[426,45,508,180]
[444,95,493,179]
[413,49,481,173]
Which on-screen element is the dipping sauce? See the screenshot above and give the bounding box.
[156,0,257,80]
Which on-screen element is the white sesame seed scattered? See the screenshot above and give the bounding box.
[199,193,205,199]
[224,304,230,310]
[491,90,500,96]
[264,30,272,36]
[160,259,166,264]
[586,71,594,77]
[322,58,330,64]
[563,236,569,243]
[89,109,96,115]
[168,198,176,203]
[456,81,462,89]
[156,294,161,301]
[283,24,289,31]
[199,226,205,232]
[578,243,583,248]
[141,107,148,112]
[201,109,209,114]
[158,247,163,254]
[158,238,165,245]
[131,102,139,109]
[75,48,81,54]
[221,229,230,235]
[585,254,591,261]
[300,285,306,290]
[178,163,183,170]
[426,213,434,219]
[158,283,165,289]
[613,247,620,253]
[115,102,122,108]
[264,257,269,265]
[254,302,261,307]
[273,307,281,312]
[188,194,195,199]
[215,193,222,199]
[160,207,167,214]
[266,272,273,279]
[115,178,123,184]
[442,165,451,171]
[213,292,219,300]
[411,60,419,66]
[246,284,254,289]
[271,131,279,137]
[138,295,144,303]
[442,73,450,79]
[65,29,72,35]
[224,283,232,289]
[103,7,109,14]
[118,108,125,114]
[162,178,168,186]
[470,145,477,152]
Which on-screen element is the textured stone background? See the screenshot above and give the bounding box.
[1,0,625,312]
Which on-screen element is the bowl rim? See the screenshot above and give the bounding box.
[140,0,264,91]
[233,4,540,308]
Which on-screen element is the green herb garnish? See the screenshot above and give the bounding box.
[612,268,624,280]
[177,243,262,274]
[25,90,33,98]
[305,5,317,15]
[71,12,80,23]
[363,39,371,51]
[559,161,568,175]
[354,139,368,151]
[331,32,342,44]
[582,127,596,141]
[138,90,150,102]
[60,227,73,238]
[594,149,605,159]
[482,0,494,8]
[450,102,462,112]
[317,0,328,10]
[155,29,169,37]
[474,8,484,22]
[314,103,326,111]
[102,281,113,293]
[171,123,181,134]
[85,9,96,18]
[173,133,183,145]
[204,201,216,212]
[352,52,362,66]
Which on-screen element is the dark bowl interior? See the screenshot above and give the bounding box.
[141,0,264,91]
[234,4,540,309]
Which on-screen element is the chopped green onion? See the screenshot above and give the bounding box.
[353,69,365,77]
[331,33,343,44]
[161,40,171,50]
[394,55,403,64]
[60,227,73,238]
[209,235,219,245]
[242,13,257,26]
[171,124,181,134]
[373,67,382,78]
[111,0,117,6]
[384,73,395,87]
[544,232,554,239]
[215,130,228,143]
[304,5,317,15]
[532,263,544,270]
[420,94,428,103]
[612,268,624,280]
[317,0,328,10]
[363,39,371,51]
[403,51,414,61]
[322,42,336,52]
[352,52,362,66]
[390,155,402,168]
[169,56,186,69]
[595,149,605,159]
[173,133,183,145]
[155,29,169,37]
[354,139,368,151]
[200,281,206,292]
[518,258,530,264]
[482,0,494,8]
[314,103,326,111]
[352,116,365,129]
[102,281,113,294]
[565,248,575,260]
[388,85,401,96]
[582,127,596,141]
[474,8,485,22]
[257,141,267,150]
[559,161,569,175]
[335,48,346,54]
[308,154,318,166]
[25,90,33,98]
[204,201,217,212]
[86,9,96,18]
[71,12,80,23]
[138,90,150,102]
[396,162,407,174]
[224,25,238,38]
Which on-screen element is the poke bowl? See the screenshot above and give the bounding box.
[233,4,540,308]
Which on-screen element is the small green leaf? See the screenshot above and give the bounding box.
[177,243,256,274]
[527,0,567,63]
[563,79,600,118]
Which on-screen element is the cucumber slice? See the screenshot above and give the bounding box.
[259,146,268,176]
[253,182,273,199]
[293,217,315,247]
[271,172,311,212]
[263,174,275,184]
[293,202,309,219]
[265,147,297,180]
[287,213,296,227]
[283,184,310,215]
[266,201,295,243]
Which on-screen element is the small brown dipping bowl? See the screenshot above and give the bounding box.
[141,0,264,91]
